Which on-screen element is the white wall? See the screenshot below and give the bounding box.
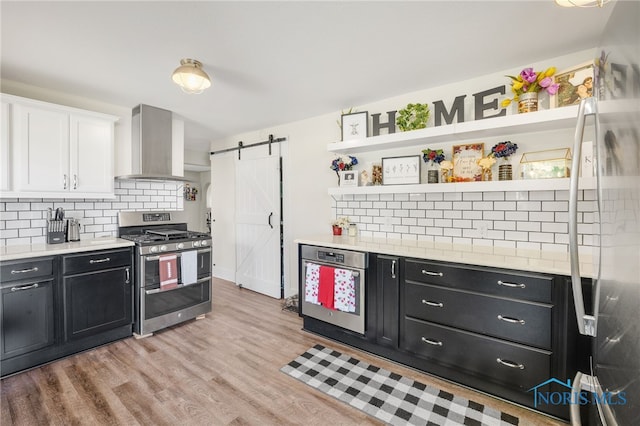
[209,49,596,298]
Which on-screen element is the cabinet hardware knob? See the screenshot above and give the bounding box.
[125,267,130,284]
[421,337,443,346]
[391,260,396,278]
[421,270,443,277]
[421,299,444,308]
[497,315,525,325]
[11,283,39,292]
[63,174,67,189]
[73,174,78,190]
[497,280,526,288]
[10,267,39,274]
[89,257,111,264]
[496,358,525,369]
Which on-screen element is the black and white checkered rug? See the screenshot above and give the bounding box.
[281,344,519,426]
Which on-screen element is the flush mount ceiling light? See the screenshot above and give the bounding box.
[171,59,211,94]
[555,0,610,7]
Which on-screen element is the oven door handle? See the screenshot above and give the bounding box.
[145,248,211,261]
[145,277,210,295]
[303,260,360,277]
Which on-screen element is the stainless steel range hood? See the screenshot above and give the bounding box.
[116,104,188,182]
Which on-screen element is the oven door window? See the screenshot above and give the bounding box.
[144,280,210,319]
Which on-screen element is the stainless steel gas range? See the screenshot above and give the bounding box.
[118,211,212,337]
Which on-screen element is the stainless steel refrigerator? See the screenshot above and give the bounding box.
[569,1,639,425]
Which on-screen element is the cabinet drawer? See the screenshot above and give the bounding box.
[405,258,552,303]
[402,317,551,390]
[1,258,54,283]
[63,248,131,275]
[405,282,552,349]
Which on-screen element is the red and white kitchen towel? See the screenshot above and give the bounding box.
[304,263,355,313]
[159,254,178,289]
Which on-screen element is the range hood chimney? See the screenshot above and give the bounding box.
[116,104,188,182]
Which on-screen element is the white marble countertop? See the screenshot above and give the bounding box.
[295,235,594,278]
[0,237,135,261]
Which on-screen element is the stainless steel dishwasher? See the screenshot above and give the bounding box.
[300,245,368,334]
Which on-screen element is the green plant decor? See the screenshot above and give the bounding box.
[396,103,430,131]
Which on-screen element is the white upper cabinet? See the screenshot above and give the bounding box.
[13,102,70,193]
[1,101,10,192]
[3,95,118,199]
[70,114,114,194]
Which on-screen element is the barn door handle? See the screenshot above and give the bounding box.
[268,212,273,229]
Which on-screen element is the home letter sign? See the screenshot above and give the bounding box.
[433,95,466,126]
[371,111,397,136]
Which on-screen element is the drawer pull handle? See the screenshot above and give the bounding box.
[496,358,525,370]
[497,315,526,325]
[421,270,443,277]
[89,257,111,264]
[10,267,39,275]
[421,337,443,346]
[497,280,526,289]
[11,283,39,292]
[422,300,444,308]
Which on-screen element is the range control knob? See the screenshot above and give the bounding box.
[149,246,159,253]
[193,241,201,247]
[177,243,184,250]
[160,245,167,252]
[200,240,208,246]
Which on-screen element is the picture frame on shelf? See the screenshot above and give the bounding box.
[382,155,420,185]
[339,170,359,187]
[341,111,368,141]
[552,62,594,108]
[452,143,484,182]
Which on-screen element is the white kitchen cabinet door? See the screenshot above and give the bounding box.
[70,114,114,194]
[13,103,69,192]
[1,101,10,192]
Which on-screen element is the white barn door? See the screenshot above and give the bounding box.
[235,144,281,298]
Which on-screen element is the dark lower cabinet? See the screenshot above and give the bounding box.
[63,267,132,342]
[1,277,55,360]
[302,251,581,422]
[375,255,399,348]
[0,248,133,377]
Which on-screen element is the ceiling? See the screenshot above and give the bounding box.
[1,1,613,153]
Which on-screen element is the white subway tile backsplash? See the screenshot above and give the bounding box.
[542,201,569,211]
[494,201,516,211]
[0,180,181,246]
[482,192,505,201]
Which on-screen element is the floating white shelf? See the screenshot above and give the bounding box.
[328,177,597,197]
[327,105,580,154]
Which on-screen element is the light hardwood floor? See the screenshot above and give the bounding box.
[1,278,564,425]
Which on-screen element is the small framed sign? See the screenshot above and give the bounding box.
[382,155,420,185]
[341,111,368,141]
[552,62,594,108]
[452,143,484,182]
[339,170,359,187]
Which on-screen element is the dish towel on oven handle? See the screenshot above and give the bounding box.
[317,265,336,310]
[334,268,356,313]
[159,254,178,289]
[304,262,320,305]
[181,250,198,285]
